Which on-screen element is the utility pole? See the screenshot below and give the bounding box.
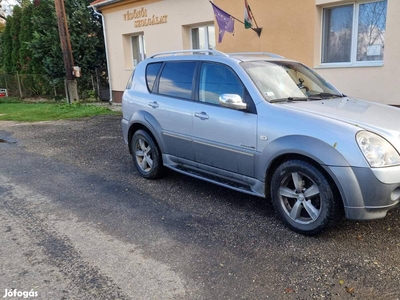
[54,0,78,103]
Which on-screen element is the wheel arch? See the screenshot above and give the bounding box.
[127,111,165,155]
[265,154,342,208]
[269,157,344,235]
[260,135,349,210]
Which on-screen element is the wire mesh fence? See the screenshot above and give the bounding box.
[0,72,110,101]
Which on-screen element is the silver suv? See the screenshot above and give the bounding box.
[121,50,400,235]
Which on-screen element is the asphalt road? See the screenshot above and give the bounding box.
[0,114,400,300]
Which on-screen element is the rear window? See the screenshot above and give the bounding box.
[146,62,163,92]
[157,61,196,100]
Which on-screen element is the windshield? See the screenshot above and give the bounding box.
[241,61,342,102]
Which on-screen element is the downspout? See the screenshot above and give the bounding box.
[90,6,113,103]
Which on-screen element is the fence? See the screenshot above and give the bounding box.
[0,71,110,101]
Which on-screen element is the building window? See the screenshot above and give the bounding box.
[131,34,146,67]
[191,25,216,49]
[322,0,387,65]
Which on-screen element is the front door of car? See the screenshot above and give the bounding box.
[192,63,257,177]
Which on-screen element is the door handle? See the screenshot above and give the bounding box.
[148,101,159,108]
[194,112,209,120]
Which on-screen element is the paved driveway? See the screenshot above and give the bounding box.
[0,115,399,299]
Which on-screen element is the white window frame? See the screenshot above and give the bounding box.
[190,25,215,50]
[319,0,387,68]
[131,34,146,68]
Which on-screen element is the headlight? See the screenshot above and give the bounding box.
[356,131,400,167]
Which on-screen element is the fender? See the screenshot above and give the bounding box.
[257,135,350,175]
[128,110,166,153]
[256,135,364,208]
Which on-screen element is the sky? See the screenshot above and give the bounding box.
[1,0,19,16]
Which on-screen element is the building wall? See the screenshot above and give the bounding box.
[215,0,399,105]
[100,0,214,101]
[314,0,400,104]
[99,0,399,105]
[214,0,316,66]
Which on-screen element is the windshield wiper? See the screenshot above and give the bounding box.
[309,92,343,99]
[270,93,343,103]
[270,97,309,103]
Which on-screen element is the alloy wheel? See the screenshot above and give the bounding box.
[134,138,153,172]
[278,171,321,224]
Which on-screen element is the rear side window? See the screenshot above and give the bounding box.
[146,63,162,92]
[126,70,135,90]
[158,61,196,100]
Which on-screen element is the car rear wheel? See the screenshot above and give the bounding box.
[131,130,165,179]
[270,159,341,235]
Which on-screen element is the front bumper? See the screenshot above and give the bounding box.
[328,165,400,220]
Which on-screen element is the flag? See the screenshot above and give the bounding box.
[211,2,234,43]
[244,0,253,29]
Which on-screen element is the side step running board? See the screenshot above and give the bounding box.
[166,164,263,198]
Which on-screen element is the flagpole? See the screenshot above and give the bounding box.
[247,2,260,30]
[228,13,262,37]
[246,1,262,36]
[227,13,245,25]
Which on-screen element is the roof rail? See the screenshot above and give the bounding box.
[229,52,284,59]
[150,49,229,58]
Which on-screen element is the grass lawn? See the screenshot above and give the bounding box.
[0,98,120,122]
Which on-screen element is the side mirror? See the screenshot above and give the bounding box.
[219,94,247,110]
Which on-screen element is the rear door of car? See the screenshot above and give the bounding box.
[192,62,257,177]
[146,60,196,160]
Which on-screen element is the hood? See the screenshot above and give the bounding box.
[281,97,400,135]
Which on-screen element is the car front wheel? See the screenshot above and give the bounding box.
[131,130,165,179]
[270,159,341,235]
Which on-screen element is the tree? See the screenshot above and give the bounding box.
[2,15,13,73]
[29,0,63,77]
[10,4,21,72]
[65,0,107,91]
[29,0,106,89]
[18,2,33,73]
[66,0,106,71]
[1,0,107,95]
[0,18,6,71]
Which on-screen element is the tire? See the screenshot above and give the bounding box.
[270,159,341,235]
[131,129,165,179]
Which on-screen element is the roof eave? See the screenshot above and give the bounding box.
[90,0,124,8]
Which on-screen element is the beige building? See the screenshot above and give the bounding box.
[91,0,399,105]
[90,0,215,103]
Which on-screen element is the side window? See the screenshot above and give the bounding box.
[199,63,244,105]
[158,61,196,100]
[126,70,135,90]
[146,62,162,92]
